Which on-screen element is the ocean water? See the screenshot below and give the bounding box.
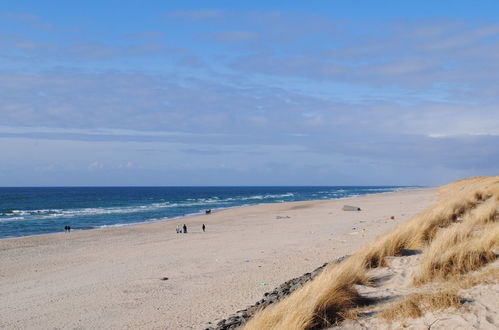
[0,186,410,239]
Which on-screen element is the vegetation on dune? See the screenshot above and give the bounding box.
[242,176,499,330]
[379,288,462,320]
[242,258,369,329]
[381,265,499,320]
[413,182,498,285]
[413,223,498,285]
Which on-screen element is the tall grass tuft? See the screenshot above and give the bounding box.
[379,288,461,320]
[413,223,499,285]
[382,265,499,320]
[355,176,498,269]
[413,190,498,285]
[243,258,369,330]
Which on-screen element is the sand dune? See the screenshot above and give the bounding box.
[243,177,498,330]
[335,259,499,329]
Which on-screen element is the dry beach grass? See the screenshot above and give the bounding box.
[380,265,499,321]
[243,176,499,330]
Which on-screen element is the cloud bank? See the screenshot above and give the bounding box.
[0,7,498,185]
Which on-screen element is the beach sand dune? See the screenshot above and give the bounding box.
[0,189,433,329]
[241,177,498,330]
[333,258,498,330]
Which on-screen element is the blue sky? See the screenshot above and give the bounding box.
[0,1,498,186]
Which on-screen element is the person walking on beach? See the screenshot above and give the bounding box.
[183,224,187,234]
[176,225,180,233]
[202,224,206,232]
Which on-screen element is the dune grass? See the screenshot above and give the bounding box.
[352,177,497,269]
[242,258,369,329]
[384,179,499,321]
[379,288,461,320]
[413,191,498,285]
[452,265,499,288]
[413,223,498,285]
[242,177,499,330]
[381,264,499,320]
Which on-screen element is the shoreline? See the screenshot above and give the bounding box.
[0,187,426,242]
[0,187,435,329]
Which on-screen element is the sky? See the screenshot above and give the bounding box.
[0,1,498,186]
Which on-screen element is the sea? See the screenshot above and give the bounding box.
[0,186,412,239]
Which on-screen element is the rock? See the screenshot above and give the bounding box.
[342,205,361,211]
[206,255,349,329]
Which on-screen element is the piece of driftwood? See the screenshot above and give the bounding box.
[342,205,361,211]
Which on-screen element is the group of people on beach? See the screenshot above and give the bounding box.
[176,209,210,233]
[176,224,206,233]
[176,224,187,233]
[64,225,71,233]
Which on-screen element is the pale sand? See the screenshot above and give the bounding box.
[334,258,499,330]
[0,189,434,330]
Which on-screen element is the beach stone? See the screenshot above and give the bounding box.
[207,255,349,329]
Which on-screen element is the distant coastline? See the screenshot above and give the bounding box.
[0,186,420,239]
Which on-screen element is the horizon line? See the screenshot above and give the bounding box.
[0,185,427,188]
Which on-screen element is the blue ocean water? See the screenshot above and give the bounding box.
[0,186,410,239]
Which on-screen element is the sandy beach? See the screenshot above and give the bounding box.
[0,189,434,329]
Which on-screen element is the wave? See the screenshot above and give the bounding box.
[0,189,405,224]
[1,195,294,222]
[0,192,297,221]
[358,187,396,192]
[0,216,26,223]
[93,204,255,230]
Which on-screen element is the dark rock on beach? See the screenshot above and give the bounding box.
[206,255,348,330]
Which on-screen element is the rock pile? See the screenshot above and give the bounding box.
[206,255,348,330]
